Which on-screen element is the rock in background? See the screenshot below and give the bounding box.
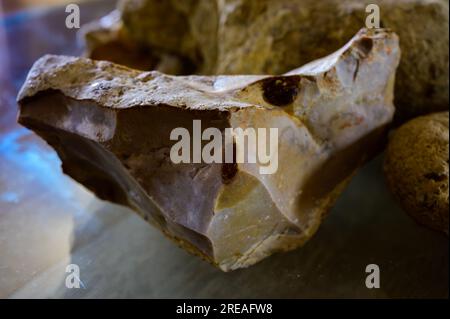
[384,111,449,235]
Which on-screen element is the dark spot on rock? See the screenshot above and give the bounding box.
[221,162,237,184]
[424,172,447,182]
[262,76,299,106]
[355,37,373,58]
[353,59,360,82]
[221,142,237,183]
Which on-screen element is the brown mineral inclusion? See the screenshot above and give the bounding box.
[17,29,400,271]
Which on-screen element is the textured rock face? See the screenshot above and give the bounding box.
[384,112,449,235]
[84,0,448,121]
[18,29,400,270]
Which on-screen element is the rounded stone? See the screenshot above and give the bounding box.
[384,112,449,235]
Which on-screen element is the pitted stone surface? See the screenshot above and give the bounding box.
[18,29,400,270]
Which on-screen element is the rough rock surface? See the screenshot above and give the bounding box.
[18,29,400,270]
[84,0,448,121]
[384,112,449,235]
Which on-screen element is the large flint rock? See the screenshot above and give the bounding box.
[18,29,400,271]
[84,0,448,121]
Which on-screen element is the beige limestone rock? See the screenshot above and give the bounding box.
[18,29,400,270]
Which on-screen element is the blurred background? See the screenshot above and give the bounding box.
[0,0,448,299]
[1,0,79,15]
